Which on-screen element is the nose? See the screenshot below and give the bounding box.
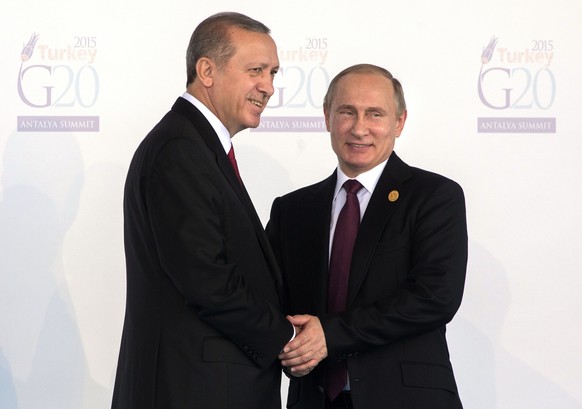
[258,72,275,98]
[351,114,369,138]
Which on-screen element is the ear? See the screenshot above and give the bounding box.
[196,57,215,87]
[395,110,407,137]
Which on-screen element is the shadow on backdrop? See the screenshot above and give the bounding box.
[449,242,580,408]
[0,131,108,408]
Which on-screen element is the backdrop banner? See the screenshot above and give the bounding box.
[1,1,581,408]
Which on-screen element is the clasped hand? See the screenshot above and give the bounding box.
[279,315,328,377]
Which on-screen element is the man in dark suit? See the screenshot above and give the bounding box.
[268,64,468,409]
[111,12,296,409]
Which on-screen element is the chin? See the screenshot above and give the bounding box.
[246,118,262,129]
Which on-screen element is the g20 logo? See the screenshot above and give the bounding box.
[477,37,556,110]
[18,64,99,108]
[478,66,556,110]
[17,33,100,108]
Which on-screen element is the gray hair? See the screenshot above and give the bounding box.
[186,12,271,86]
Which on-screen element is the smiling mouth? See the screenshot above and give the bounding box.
[349,143,371,148]
[249,98,264,108]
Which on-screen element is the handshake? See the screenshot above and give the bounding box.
[279,315,328,377]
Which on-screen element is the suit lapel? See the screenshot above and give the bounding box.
[171,98,285,299]
[347,153,412,306]
[172,99,246,194]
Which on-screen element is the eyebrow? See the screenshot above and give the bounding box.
[336,104,388,114]
[251,62,280,74]
[366,107,388,114]
[246,60,279,68]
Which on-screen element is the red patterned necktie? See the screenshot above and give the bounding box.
[227,146,242,184]
[326,179,363,401]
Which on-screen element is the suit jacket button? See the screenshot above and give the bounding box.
[318,386,325,394]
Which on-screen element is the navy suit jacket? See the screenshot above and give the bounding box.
[267,152,467,409]
[112,97,293,409]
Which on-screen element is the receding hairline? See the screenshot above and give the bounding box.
[323,64,407,116]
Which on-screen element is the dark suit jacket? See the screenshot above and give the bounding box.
[267,152,467,409]
[112,97,293,409]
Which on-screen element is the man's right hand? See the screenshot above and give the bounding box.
[279,315,327,376]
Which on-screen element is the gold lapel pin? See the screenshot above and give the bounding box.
[388,190,399,202]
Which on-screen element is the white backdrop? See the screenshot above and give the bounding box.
[1,1,581,408]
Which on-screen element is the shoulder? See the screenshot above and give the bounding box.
[386,153,464,203]
[135,99,213,155]
[410,166,461,187]
[277,174,335,204]
[403,166,466,212]
[127,113,213,184]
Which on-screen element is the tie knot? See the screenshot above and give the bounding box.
[343,179,362,195]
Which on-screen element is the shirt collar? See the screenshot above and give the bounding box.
[181,92,231,154]
[334,157,389,199]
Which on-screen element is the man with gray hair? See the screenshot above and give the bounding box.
[112,12,297,409]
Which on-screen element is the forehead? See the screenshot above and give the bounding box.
[332,72,395,107]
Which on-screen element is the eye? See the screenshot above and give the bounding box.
[367,110,384,119]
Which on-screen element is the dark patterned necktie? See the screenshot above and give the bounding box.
[326,179,363,401]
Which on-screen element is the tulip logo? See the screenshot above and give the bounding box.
[480,36,498,64]
[20,33,40,62]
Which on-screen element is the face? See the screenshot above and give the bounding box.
[325,72,407,178]
[207,27,279,136]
